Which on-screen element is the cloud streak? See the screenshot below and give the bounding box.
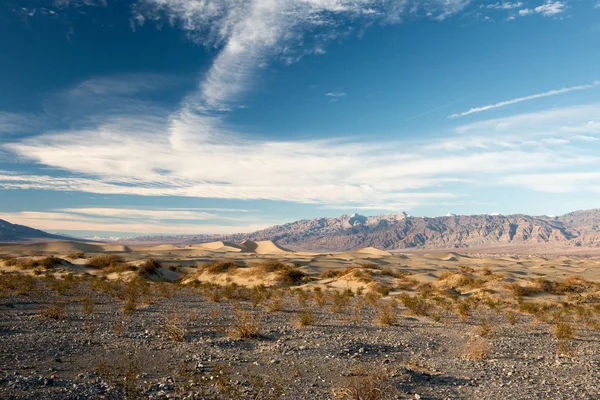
[449,81,600,118]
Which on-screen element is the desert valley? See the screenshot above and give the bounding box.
[2,211,600,399]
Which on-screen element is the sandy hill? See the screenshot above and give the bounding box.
[0,241,131,256]
[189,241,245,252]
[251,240,292,254]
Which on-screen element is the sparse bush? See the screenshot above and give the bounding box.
[66,251,86,260]
[86,255,124,269]
[267,294,284,312]
[277,268,306,285]
[162,315,187,342]
[140,258,161,276]
[295,309,316,327]
[463,336,489,360]
[204,260,240,274]
[230,310,262,339]
[336,366,399,400]
[554,321,575,340]
[376,300,397,326]
[81,296,95,314]
[399,293,430,316]
[40,302,66,320]
[0,274,36,296]
[506,310,520,325]
[330,290,350,313]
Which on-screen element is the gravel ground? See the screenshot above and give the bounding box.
[1,278,600,399]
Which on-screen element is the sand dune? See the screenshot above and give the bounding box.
[354,247,392,256]
[252,240,292,254]
[0,241,127,256]
[189,241,245,252]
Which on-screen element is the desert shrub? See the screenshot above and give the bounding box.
[229,310,262,339]
[314,288,328,307]
[2,256,17,266]
[204,260,240,274]
[372,283,391,296]
[330,290,350,313]
[86,255,124,269]
[40,302,66,320]
[253,260,288,273]
[15,256,60,270]
[0,274,36,296]
[505,310,520,325]
[455,299,473,321]
[336,366,398,400]
[80,296,95,314]
[399,293,430,316]
[140,258,161,276]
[295,289,310,306]
[557,340,574,356]
[319,269,346,279]
[554,321,575,340]
[267,294,284,312]
[463,336,489,360]
[162,316,187,342]
[295,309,316,327]
[376,300,397,326]
[66,251,86,260]
[277,268,306,285]
[365,291,381,307]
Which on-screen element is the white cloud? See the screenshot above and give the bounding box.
[534,0,566,16]
[134,0,470,111]
[449,81,599,118]
[499,172,600,193]
[0,211,267,234]
[518,0,566,17]
[3,103,600,208]
[325,91,346,101]
[486,2,524,10]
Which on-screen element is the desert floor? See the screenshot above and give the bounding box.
[1,240,600,399]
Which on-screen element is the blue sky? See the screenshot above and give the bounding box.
[1,0,599,237]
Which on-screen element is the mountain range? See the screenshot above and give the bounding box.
[0,219,74,243]
[128,209,600,251]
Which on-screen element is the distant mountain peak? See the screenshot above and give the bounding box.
[129,208,600,251]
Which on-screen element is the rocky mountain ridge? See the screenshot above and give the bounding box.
[0,219,74,243]
[130,209,600,251]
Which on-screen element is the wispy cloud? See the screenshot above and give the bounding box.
[325,92,346,102]
[0,210,267,235]
[485,2,524,10]
[449,81,599,118]
[133,0,470,112]
[3,103,600,209]
[518,0,567,17]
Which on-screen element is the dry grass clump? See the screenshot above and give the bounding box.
[203,260,240,274]
[0,274,36,296]
[463,335,489,360]
[330,290,351,313]
[336,366,398,400]
[140,258,161,276]
[80,296,95,314]
[85,255,125,269]
[66,251,86,260]
[437,271,483,291]
[15,256,61,270]
[40,302,66,320]
[399,293,431,317]
[2,256,18,266]
[276,267,306,285]
[267,293,285,312]
[554,321,575,340]
[295,309,316,327]
[229,310,263,339]
[162,315,187,342]
[320,269,346,279]
[376,300,397,326]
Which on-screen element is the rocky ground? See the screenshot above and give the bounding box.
[1,274,600,400]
